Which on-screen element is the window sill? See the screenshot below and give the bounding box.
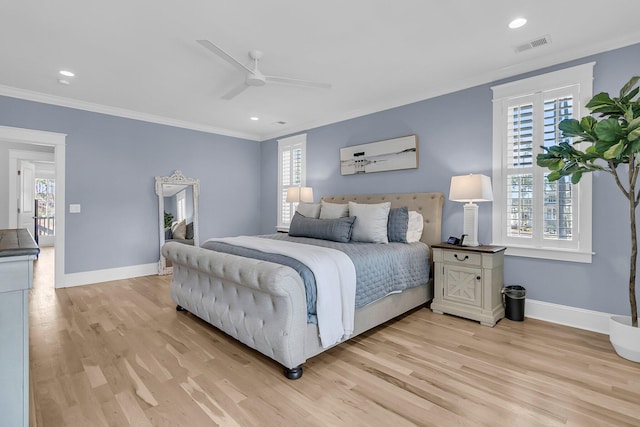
[495,244,593,264]
[276,226,289,233]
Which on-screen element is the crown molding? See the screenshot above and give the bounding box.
[0,85,261,142]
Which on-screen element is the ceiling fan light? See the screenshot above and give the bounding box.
[246,74,266,86]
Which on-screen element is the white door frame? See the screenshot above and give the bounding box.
[1,125,66,288]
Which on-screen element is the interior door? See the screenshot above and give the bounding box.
[17,160,35,235]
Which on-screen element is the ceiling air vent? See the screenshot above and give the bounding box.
[515,35,551,53]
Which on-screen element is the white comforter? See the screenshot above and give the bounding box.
[204,236,357,348]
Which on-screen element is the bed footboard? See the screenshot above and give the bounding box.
[162,241,308,370]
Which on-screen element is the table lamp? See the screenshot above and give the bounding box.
[286,186,314,203]
[449,174,493,246]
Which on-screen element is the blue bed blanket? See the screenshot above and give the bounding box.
[200,234,430,323]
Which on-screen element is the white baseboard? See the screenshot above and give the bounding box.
[60,267,614,335]
[525,299,614,335]
[64,263,158,288]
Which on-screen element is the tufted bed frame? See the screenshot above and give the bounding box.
[162,192,444,379]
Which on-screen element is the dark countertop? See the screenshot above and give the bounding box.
[431,242,506,253]
[0,228,40,257]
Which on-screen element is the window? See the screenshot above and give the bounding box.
[176,189,186,222]
[492,63,594,263]
[277,134,307,231]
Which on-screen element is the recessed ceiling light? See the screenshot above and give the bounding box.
[509,18,527,29]
[250,116,259,121]
[59,70,75,77]
[57,79,70,85]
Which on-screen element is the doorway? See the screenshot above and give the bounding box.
[1,125,66,288]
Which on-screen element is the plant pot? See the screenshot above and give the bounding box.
[609,316,640,363]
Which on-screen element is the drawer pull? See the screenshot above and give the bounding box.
[454,254,469,261]
[476,276,481,280]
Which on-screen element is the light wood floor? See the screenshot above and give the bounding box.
[29,249,640,426]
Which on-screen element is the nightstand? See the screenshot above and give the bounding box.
[430,243,506,327]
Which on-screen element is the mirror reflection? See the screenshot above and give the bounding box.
[163,184,195,245]
[155,170,199,275]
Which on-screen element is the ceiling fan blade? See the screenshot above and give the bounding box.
[196,40,252,74]
[222,83,250,100]
[265,75,331,89]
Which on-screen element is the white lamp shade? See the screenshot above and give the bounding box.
[286,187,314,203]
[449,174,493,202]
[449,174,492,247]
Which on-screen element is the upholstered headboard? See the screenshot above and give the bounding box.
[321,192,445,247]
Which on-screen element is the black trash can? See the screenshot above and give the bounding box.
[502,285,526,321]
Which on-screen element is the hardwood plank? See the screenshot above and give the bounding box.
[29,248,640,426]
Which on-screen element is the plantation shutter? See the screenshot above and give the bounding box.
[277,134,306,230]
[491,62,593,262]
[502,87,579,249]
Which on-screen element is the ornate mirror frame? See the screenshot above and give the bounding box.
[155,170,200,275]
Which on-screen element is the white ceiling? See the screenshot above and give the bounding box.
[2,1,640,142]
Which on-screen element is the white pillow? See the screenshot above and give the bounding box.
[348,201,391,243]
[319,201,349,219]
[406,211,424,243]
[171,219,187,240]
[296,202,321,219]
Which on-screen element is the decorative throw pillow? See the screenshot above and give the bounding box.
[387,206,409,243]
[171,219,187,240]
[288,212,356,243]
[348,201,391,243]
[296,202,321,219]
[319,201,349,219]
[406,211,424,243]
[185,222,194,240]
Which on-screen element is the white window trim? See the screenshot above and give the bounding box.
[277,133,307,231]
[491,63,594,263]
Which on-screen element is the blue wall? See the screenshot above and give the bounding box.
[0,98,262,274]
[260,43,640,316]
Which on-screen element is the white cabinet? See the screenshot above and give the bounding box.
[0,229,39,427]
[431,243,506,327]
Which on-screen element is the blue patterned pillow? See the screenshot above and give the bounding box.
[387,206,409,243]
[288,212,356,243]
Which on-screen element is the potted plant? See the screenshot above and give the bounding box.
[537,76,640,362]
[164,211,174,229]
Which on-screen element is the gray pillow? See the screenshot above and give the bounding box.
[387,206,409,243]
[288,212,356,243]
[348,201,391,243]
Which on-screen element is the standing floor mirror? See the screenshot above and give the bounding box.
[155,170,200,275]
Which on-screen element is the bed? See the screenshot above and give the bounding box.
[161,192,444,379]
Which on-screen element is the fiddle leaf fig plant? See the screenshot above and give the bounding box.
[537,76,640,327]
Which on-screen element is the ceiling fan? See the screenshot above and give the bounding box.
[197,40,332,100]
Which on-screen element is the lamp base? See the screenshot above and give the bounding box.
[462,203,479,247]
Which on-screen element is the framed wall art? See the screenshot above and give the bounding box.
[340,135,418,175]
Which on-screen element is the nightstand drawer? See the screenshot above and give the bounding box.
[443,251,482,267]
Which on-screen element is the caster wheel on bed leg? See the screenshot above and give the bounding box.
[176,305,186,312]
[284,366,303,380]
